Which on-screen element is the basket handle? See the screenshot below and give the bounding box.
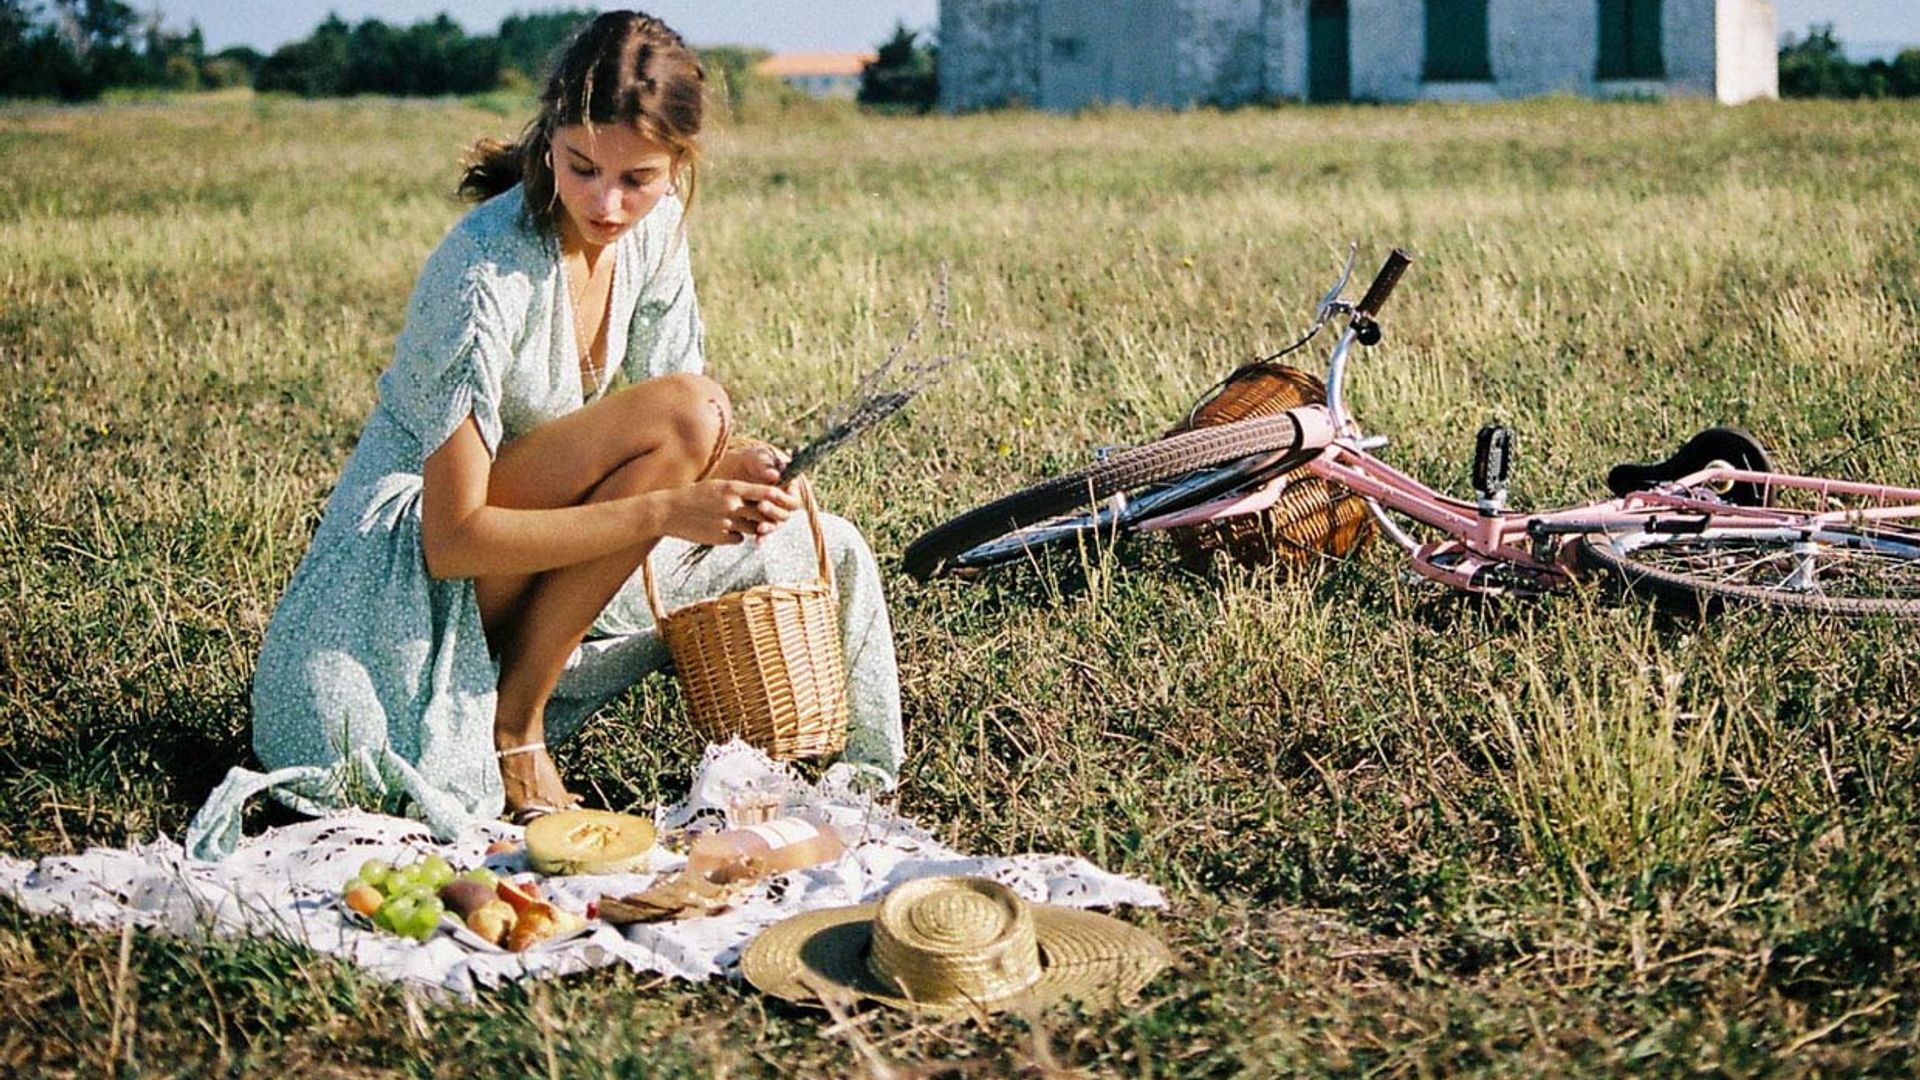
[642,476,833,624]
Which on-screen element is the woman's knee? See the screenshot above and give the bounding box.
[623,373,730,473]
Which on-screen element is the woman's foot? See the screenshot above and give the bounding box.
[498,744,581,820]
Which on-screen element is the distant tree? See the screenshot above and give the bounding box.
[0,1,36,87]
[497,8,593,84]
[141,14,206,89]
[257,12,500,98]
[1892,49,1920,98]
[344,18,402,94]
[51,0,143,90]
[0,0,162,99]
[211,43,261,69]
[858,23,936,112]
[255,13,348,96]
[412,13,501,95]
[202,44,262,88]
[1775,23,1919,99]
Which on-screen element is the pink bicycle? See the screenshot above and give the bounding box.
[903,249,1920,620]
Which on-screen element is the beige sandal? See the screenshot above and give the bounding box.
[497,742,582,825]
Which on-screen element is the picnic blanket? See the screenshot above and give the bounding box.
[0,741,1164,998]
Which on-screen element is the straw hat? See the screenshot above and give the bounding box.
[740,876,1171,1014]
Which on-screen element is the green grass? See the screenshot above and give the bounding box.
[3,93,1920,1075]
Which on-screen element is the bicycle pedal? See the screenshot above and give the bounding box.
[1473,424,1515,508]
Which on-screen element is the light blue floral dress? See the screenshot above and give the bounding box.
[186,188,904,860]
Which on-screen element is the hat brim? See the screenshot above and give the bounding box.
[740,901,1171,1015]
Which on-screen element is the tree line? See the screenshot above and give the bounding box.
[0,3,939,109]
[1,0,254,99]
[0,4,617,101]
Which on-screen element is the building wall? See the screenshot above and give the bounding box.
[939,0,1040,111]
[1263,0,1308,103]
[1174,0,1267,105]
[1716,0,1779,103]
[938,0,1777,110]
[1663,0,1721,98]
[1483,0,1609,98]
[1036,0,1179,109]
[1350,0,1722,101]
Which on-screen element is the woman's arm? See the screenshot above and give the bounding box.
[418,418,796,580]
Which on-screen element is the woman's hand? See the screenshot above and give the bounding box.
[658,478,800,545]
[711,440,790,484]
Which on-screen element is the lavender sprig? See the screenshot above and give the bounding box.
[676,268,961,571]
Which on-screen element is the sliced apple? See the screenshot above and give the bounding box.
[496,878,549,916]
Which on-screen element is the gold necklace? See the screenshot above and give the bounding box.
[566,254,609,394]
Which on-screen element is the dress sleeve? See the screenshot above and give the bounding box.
[379,249,516,459]
[624,196,705,379]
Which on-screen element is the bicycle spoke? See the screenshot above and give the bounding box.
[1616,532,1920,601]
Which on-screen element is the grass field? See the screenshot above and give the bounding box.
[3,92,1919,1076]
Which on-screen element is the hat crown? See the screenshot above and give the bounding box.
[867,877,1042,1006]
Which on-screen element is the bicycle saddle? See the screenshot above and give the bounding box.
[1606,426,1775,507]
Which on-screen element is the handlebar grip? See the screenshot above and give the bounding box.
[1354,249,1413,319]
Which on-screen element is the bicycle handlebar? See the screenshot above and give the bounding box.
[1353,249,1413,319]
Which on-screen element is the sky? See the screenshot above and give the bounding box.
[154,1,941,55]
[1776,0,1918,58]
[150,1,1912,59]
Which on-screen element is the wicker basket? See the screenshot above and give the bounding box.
[1169,363,1374,573]
[643,478,849,760]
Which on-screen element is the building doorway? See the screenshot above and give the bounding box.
[1308,0,1351,102]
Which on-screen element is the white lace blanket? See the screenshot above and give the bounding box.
[0,742,1164,998]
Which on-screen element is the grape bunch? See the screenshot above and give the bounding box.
[339,855,499,942]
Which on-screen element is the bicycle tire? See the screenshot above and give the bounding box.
[902,413,1311,580]
[1578,523,1920,620]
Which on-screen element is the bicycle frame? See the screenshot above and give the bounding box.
[1139,273,1920,597]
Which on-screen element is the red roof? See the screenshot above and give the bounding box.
[753,52,875,78]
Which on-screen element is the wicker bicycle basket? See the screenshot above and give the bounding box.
[642,478,849,761]
[1169,363,1374,573]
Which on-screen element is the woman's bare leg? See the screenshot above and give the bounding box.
[474,374,729,810]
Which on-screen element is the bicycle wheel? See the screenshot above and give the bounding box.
[901,414,1312,580]
[1578,522,1920,619]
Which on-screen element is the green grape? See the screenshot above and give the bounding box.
[340,875,370,896]
[402,866,438,896]
[421,854,455,889]
[402,881,439,904]
[402,898,444,941]
[380,894,418,935]
[358,859,393,889]
[458,867,500,889]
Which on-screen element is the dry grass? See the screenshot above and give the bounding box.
[2,91,1919,1075]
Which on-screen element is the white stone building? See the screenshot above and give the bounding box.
[938,0,1778,111]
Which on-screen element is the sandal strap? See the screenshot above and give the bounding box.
[508,803,561,827]
[495,741,547,759]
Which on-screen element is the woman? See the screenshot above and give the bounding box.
[187,11,904,858]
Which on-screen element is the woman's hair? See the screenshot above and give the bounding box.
[458,10,705,233]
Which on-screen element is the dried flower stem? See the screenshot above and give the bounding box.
[677,267,963,571]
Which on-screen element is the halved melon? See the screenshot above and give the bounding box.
[524,809,657,875]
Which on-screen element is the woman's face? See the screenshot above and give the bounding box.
[550,123,677,251]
